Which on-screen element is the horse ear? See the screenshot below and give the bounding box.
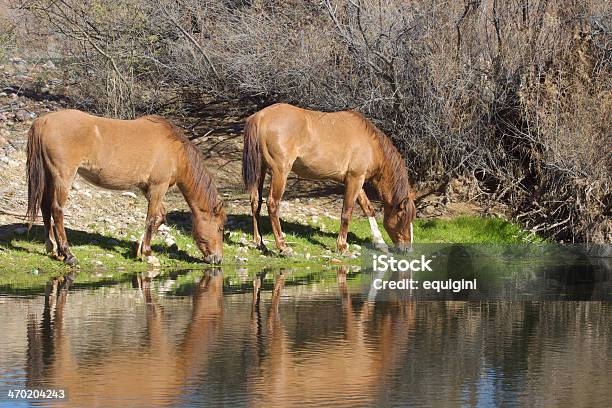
[214,200,224,215]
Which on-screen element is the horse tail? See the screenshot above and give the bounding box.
[26,119,46,223]
[242,115,262,192]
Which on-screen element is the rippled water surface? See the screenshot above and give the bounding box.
[0,267,610,407]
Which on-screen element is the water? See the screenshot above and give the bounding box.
[0,266,610,407]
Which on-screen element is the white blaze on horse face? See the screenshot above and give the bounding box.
[369,216,387,250]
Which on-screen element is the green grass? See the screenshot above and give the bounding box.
[0,215,538,293]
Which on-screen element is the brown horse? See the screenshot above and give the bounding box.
[243,103,416,255]
[26,109,225,265]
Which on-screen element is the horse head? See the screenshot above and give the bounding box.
[383,191,416,251]
[192,200,226,264]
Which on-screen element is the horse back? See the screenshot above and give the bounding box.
[36,109,181,189]
[253,104,381,181]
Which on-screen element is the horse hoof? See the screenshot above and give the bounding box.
[279,247,294,257]
[336,244,349,255]
[45,240,58,256]
[64,256,79,266]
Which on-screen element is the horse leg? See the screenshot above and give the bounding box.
[267,169,291,256]
[250,164,267,250]
[357,189,388,252]
[50,177,77,266]
[337,176,364,254]
[139,184,168,264]
[137,202,167,258]
[42,185,58,258]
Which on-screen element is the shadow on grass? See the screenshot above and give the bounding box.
[0,223,200,264]
[0,208,371,264]
[166,211,372,250]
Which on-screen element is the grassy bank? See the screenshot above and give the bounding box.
[0,215,537,293]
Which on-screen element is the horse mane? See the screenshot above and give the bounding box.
[348,112,412,206]
[144,116,219,211]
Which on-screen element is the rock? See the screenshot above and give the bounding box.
[43,60,56,69]
[93,260,104,266]
[0,92,7,97]
[164,236,178,250]
[145,255,161,268]
[0,136,6,147]
[14,109,30,122]
[9,93,18,100]
[330,258,343,264]
[122,191,138,199]
[422,205,435,216]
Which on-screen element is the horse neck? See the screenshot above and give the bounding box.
[177,181,202,214]
[176,154,210,214]
[372,167,402,214]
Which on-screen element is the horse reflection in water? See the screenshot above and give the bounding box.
[26,269,224,407]
[248,267,416,407]
[25,269,416,406]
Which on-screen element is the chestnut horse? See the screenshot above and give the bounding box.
[26,110,225,265]
[243,103,416,255]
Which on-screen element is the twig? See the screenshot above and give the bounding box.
[189,129,214,141]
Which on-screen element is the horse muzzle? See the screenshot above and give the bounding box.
[395,243,413,253]
[204,254,223,265]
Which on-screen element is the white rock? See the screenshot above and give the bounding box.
[145,255,161,268]
[122,192,138,199]
[164,236,178,249]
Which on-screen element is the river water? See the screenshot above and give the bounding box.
[0,264,610,407]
